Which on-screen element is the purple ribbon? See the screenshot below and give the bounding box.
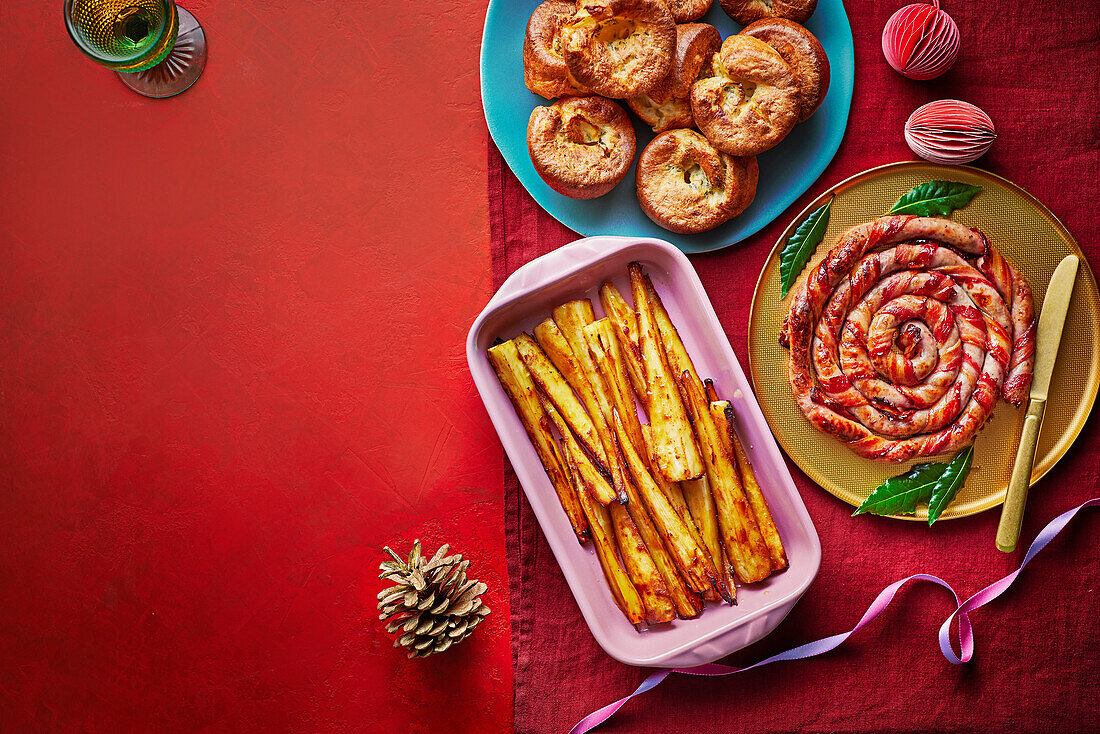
[571,498,1098,734]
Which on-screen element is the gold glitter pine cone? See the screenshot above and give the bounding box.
[377,539,490,658]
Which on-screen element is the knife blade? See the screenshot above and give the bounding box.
[995,254,1079,552]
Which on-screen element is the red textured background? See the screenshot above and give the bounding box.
[0,1,509,731]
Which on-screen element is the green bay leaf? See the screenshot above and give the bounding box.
[888,180,982,217]
[852,462,946,517]
[927,446,975,525]
[779,197,832,298]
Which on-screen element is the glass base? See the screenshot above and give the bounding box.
[116,7,206,98]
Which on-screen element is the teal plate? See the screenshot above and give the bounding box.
[480,1,855,254]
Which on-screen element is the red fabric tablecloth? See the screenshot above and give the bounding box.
[1,2,511,730]
[489,1,1100,731]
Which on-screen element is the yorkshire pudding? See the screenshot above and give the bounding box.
[740,18,829,121]
[523,1,589,99]
[664,0,714,22]
[561,0,676,99]
[627,23,721,133]
[636,129,759,233]
[690,35,800,156]
[528,96,637,199]
[718,0,817,25]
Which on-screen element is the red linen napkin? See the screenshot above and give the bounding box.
[488,1,1100,730]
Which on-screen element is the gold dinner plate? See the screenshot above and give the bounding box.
[748,162,1100,520]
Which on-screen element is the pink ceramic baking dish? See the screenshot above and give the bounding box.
[466,236,820,667]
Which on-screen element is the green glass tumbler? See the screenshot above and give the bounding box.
[64,0,206,98]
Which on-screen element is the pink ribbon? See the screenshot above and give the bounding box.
[571,498,1098,733]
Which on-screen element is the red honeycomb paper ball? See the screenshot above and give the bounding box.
[904,99,996,164]
[882,0,960,80]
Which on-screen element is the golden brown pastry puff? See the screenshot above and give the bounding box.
[636,129,759,233]
[560,0,676,99]
[524,1,589,99]
[690,35,800,156]
[718,0,816,25]
[664,0,714,22]
[528,97,637,199]
[740,18,829,122]
[627,23,721,133]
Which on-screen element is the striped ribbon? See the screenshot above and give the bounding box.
[571,498,1098,733]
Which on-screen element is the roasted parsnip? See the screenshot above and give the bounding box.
[680,372,772,584]
[703,380,721,404]
[613,411,719,597]
[584,318,645,458]
[733,436,786,571]
[569,444,647,625]
[681,475,736,603]
[545,396,675,622]
[539,392,619,512]
[597,282,649,409]
[645,274,701,388]
[535,315,629,505]
[513,332,616,504]
[640,425,707,553]
[630,263,704,482]
[638,429,734,603]
[609,502,676,624]
[585,321,704,616]
[616,471,703,619]
[487,339,589,542]
[643,422,734,604]
[710,395,787,573]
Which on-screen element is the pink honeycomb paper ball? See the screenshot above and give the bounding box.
[882,1,960,80]
[905,99,996,164]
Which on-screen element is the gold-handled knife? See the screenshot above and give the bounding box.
[995,254,1080,552]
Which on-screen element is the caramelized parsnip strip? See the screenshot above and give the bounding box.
[570,459,674,622]
[586,322,703,613]
[682,474,737,603]
[630,263,705,482]
[733,436,786,570]
[568,442,646,625]
[547,302,613,416]
[619,470,703,619]
[651,393,733,603]
[710,397,787,572]
[609,502,676,624]
[644,416,733,602]
[598,282,649,409]
[614,410,719,596]
[487,340,588,543]
[546,394,669,622]
[584,318,645,458]
[628,498,704,619]
[645,274,702,388]
[640,425,707,553]
[714,548,738,604]
[539,391,619,508]
[514,333,615,503]
[648,274,714,449]
[535,316,629,504]
[545,391,674,623]
[680,372,772,584]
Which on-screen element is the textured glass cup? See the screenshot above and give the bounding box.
[64,0,206,98]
